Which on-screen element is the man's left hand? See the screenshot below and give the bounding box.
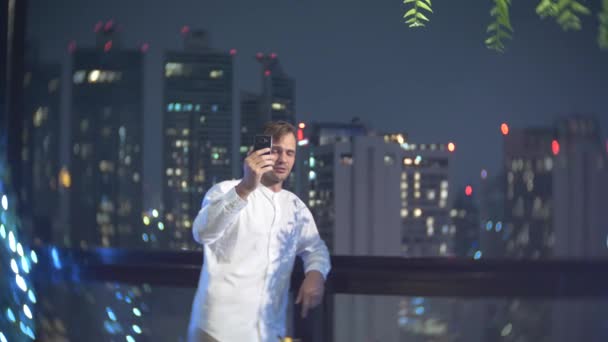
[295,270,325,318]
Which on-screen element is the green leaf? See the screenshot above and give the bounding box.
[403,0,416,3]
[403,8,416,18]
[570,2,590,15]
[416,12,430,21]
[424,0,432,6]
[405,17,417,25]
[417,1,433,13]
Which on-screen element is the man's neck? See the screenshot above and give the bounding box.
[261,178,283,193]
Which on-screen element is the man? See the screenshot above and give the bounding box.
[188,121,331,342]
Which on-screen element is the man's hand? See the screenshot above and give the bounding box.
[235,148,273,199]
[295,270,325,318]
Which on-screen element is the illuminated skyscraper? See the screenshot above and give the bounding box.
[500,116,608,342]
[298,128,455,342]
[69,21,144,248]
[162,29,235,250]
[21,53,61,243]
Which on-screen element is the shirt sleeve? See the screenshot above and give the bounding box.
[295,203,331,280]
[192,181,248,246]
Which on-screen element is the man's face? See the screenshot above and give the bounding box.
[262,133,296,184]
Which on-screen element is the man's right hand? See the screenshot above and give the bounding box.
[235,148,273,199]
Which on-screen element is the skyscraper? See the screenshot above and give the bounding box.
[69,21,144,249]
[21,55,61,243]
[500,116,608,342]
[451,188,480,258]
[299,127,455,342]
[240,53,296,159]
[162,29,235,250]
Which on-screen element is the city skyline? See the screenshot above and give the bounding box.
[27,0,608,209]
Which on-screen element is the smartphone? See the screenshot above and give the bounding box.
[254,135,272,155]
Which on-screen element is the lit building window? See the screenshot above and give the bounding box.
[165,62,184,77]
[426,190,436,201]
[166,168,173,176]
[414,208,422,217]
[88,70,101,83]
[209,70,224,79]
[401,209,409,218]
[182,129,190,136]
[414,172,421,181]
[211,104,219,112]
[401,172,408,180]
[403,158,413,166]
[439,243,447,255]
[400,182,407,190]
[33,107,48,127]
[414,191,421,198]
[133,173,140,182]
[545,157,553,171]
[384,155,395,166]
[450,209,458,217]
[271,102,286,110]
[175,169,182,176]
[73,70,86,84]
[440,189,448,200]
[340,155,353,165]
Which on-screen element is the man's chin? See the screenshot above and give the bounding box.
[262,171,287,184]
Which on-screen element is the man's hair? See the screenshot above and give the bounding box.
[262,121,297,141]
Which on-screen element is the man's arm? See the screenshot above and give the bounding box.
[192,147,273,245]
[192,182,247,245]
[295,205,331,318]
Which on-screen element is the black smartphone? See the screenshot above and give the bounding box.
[254,135,272,155]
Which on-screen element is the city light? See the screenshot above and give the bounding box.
[298,122,306,129]
[481,169,488,179]
[104,40,113,52]
[230,48,237,56]
[552,140,560,155]
[140,43,150,53]
[256,52,264,59]
[270,52,278,59]
[94,21,103,33]
[181,25,190,34]
[501,123,509,135]
[264,70,271,77]
[104,20,114,31]
[67,40,77,53]
[59,167,71,188]
[447,142,456,152]
[474,250,482,260]
[465,185,473,196]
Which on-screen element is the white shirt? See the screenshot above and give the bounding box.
[188,180,331,342]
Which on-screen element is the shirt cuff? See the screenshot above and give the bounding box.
[304,263,331,281]
[223,186,248,213]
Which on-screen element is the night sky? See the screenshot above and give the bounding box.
[28,0,608,208]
